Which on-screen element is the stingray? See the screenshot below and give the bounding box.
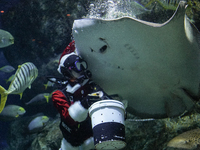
[72,1,200,118]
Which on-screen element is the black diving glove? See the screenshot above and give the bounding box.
[80,95,101,109]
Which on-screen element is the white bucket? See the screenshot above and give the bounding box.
[89,100,126,150]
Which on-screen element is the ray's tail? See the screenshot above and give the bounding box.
[0,86,8,113]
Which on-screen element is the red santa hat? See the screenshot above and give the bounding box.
[57,40,78,74]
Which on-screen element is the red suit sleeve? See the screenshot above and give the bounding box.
[52,90,77,126]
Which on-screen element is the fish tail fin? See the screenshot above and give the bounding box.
[44,95,49,103]
[4,79,8,84]
[43,84,48,90]
[19,93,23,99]
[144,0,155,8]
[0,86,8,113]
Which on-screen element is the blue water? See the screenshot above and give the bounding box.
[0,139,9,149]
[0,0,20,28]
[0,0,20,11]
[0,51,14,150]
[0,1,20,149]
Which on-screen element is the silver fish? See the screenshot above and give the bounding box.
[44,80,55,89]
[0,105,26,121]
[25,93,50,105]
[0,62,38,113]
[5,74,15,83]
[28,116,49,132]
[0,29,14,48]
[0,65,15,73]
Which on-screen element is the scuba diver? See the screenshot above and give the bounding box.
[51,41,111,150]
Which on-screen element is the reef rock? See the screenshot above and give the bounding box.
[29,118,62,150]
[6,116,62,150]
[7,116,38,150]
[5,110,200,150]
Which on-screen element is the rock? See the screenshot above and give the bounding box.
[7,116,38,150]
[122,111,200,150]
[6,110,200,150]
[7,116,62,150]
[29,118,62,150]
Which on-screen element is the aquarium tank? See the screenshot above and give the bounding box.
[0,0,200,150]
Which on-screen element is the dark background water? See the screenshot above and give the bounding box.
[0,1,21,149]
[0,51,11,150]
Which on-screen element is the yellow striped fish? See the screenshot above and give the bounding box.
[145,0,182,10]
[0,62,38,113]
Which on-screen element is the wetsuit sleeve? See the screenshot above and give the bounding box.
[52,90,77,125]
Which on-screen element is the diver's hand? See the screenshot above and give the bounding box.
[80,95,101,109]
[89,91,111,100]
[88,91,103,98]
[80,96,90,109]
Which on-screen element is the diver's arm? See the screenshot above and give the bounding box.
[52,89,89,122]
[52,90,83,124]
[68,100,88,122]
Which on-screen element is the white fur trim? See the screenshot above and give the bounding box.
[66,83,81,94]
[60,138,79,150]
[57,52,76,74]
[68,101,88,122]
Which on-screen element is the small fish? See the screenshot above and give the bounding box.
[44,80,55,89]
[5,74,15,83]
[25,93,50,105]
[0,29,14,48]
[0,65,15,73]
[167,128,200,149]
[0,105,26,121]
[0,62,38,113]
[28,116,49,132]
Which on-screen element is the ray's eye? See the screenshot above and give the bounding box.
[99,45,107,53]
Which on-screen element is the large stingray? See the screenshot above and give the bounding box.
[72,1,200,118]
